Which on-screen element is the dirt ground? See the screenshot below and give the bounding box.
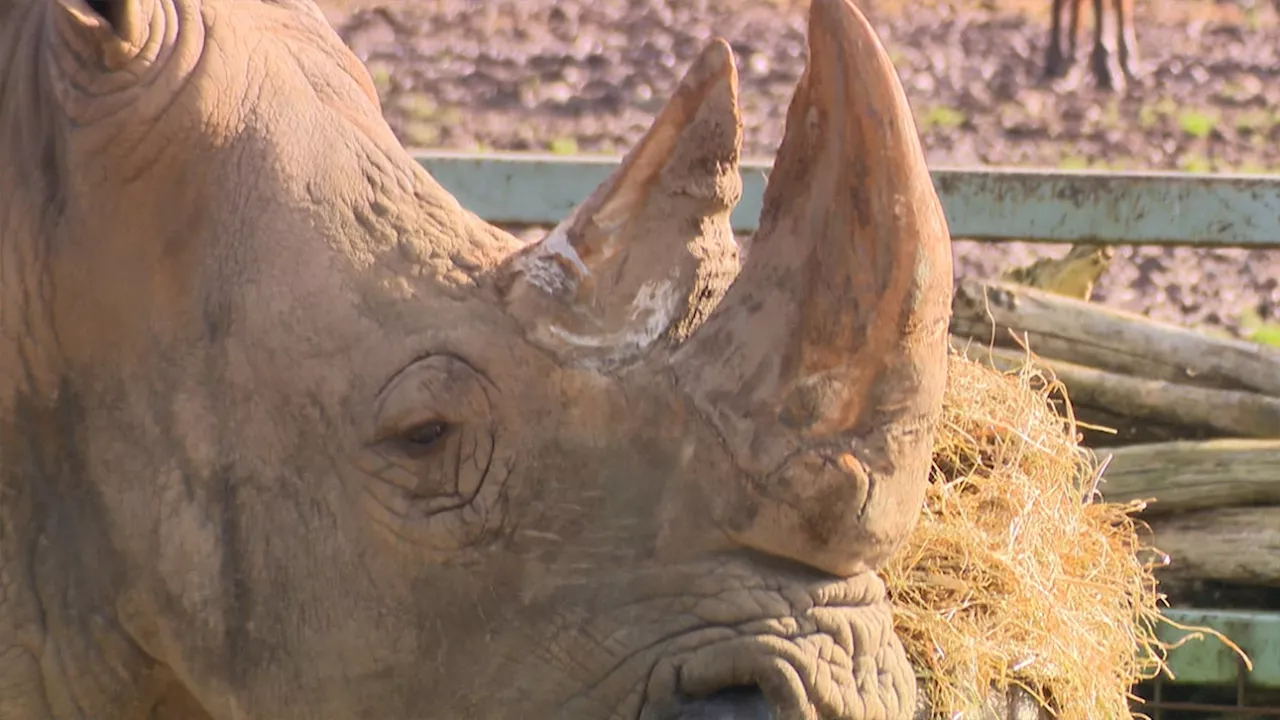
[325,0,1280,337]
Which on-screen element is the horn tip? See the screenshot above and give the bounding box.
[684,37,738,92]
[809,0,867,24]
[807,0,884,56]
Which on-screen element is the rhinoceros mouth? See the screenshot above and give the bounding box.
[632,572,913,720]
[659,686,775,720]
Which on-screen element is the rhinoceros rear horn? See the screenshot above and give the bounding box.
[494,39,744,372]
[672,0,953,576]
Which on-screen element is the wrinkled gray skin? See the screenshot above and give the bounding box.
[0,0,955,717]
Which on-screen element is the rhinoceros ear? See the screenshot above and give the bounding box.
[51,0,152,71]
[492,39,743,372]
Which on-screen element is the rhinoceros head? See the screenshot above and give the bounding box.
[0,0,952,717]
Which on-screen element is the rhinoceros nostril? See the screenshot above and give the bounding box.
[666,685,775,720]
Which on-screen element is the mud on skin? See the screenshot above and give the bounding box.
[1,0,950,718]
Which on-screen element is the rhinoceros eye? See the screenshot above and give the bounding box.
[400,421,451,452]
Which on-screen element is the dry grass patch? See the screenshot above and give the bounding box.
[882,349,1245,720]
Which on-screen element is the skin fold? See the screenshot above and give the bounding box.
[0,0,953,718]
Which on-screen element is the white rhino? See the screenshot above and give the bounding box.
[0,0,954,717]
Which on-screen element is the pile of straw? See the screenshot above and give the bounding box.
[881,348,1171,720]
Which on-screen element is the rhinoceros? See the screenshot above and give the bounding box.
[0,0,955,717]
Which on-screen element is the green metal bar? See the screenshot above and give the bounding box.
[415,150,1280,248]
[1160,609,1280,689]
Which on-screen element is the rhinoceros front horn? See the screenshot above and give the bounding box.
[673,0,954,578]
[493,39,743,371]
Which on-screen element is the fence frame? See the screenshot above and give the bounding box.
[416,150,1280,247]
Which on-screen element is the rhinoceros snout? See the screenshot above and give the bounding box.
[631,569,916,720]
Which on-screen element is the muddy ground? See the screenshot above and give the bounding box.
[327,0,1280,337]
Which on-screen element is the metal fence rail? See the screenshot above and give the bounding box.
[415,150,1280,248]
[1155,609,1280,688]
[415,150,1280,700]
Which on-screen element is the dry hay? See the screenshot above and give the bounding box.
[880,347,1246,720]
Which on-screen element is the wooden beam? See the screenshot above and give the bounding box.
[1151,506,1280,587]
[1097,439,1280,514]
[951,278,1280,398]
[952,339,1280,438]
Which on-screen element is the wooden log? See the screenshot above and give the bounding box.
[1148,506,1280,587]
[1097,439,1280,515]
[951,339,1280,438]
[1062,404,1213,447]
[951,277,1280,397]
